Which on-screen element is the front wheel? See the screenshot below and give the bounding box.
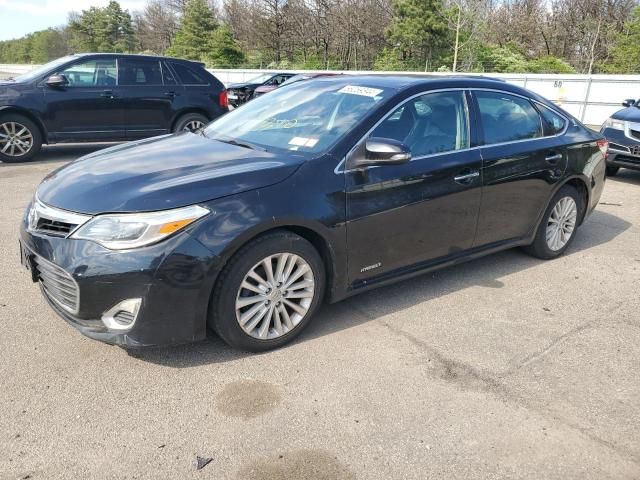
[523,185,583,260]
[209,231,326,352]
[0,114,42,163]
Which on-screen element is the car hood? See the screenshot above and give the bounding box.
[37,132,305,215]
[611,107,640,122]
[227,82,260,90]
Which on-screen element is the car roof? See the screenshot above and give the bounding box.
[304,74,546,103]
[71,52,205,66]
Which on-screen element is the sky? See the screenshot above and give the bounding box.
[0,0,148,41]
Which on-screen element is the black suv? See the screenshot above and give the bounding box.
[0,53,228,162]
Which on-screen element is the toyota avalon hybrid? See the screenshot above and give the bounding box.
[19,76,607,351]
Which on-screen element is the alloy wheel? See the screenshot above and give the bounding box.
[0,121,33,157]
[182,120,204,132]
[235,253,315,340]
[546,196,577,251]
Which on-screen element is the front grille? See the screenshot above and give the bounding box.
[32,255,79,313]
[27,198,90,238]
[630,145,640,156]
[36,217,77,236]
[609,142,629,152]
[631,129,640,141]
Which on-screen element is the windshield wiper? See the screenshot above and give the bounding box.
[211,135,266,152]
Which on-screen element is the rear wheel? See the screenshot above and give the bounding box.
[0,114,42,163]
[523,185,582,260]
[173,113,209,133]
[606,165,619,176]
[209,231,325,352]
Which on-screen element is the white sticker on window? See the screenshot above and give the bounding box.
[338,85,384,97]
[289,137,319,148]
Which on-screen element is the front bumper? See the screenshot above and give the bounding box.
[601,126,640,171]
[20,217,221,347]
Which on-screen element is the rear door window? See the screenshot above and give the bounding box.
[475,91,543,144]
[538,104,567,135]
[118,58,163,86]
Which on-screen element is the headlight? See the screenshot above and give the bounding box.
[71,205,210,250]
[602,118,626,131]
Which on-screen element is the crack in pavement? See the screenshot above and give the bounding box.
[343,303,640,467]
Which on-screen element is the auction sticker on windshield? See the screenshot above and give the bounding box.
[338,85,384,97]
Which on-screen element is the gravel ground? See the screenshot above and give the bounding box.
[1,146,639,480]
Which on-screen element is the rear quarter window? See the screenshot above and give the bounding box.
[171,62,211,85]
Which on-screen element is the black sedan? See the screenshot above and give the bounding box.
[600,98,640,175]
[20,75,607,351]
[226,72,295,107]
[0,53,228,163]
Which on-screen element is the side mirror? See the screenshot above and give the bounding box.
[351,137,411,169]
[622,98,636,107]
[46,74,68,88]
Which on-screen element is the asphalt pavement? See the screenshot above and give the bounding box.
[1,147,639,479]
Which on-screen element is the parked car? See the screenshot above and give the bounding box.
[226,72,295,106]
[252,72,340,98]
[0,53,228,163]
[600,98,640,175]
[20,76,606,351]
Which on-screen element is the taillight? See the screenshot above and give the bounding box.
[219,90,228,109]
[597,139,608,158]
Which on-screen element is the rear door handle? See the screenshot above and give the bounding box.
[100,90,116,98]
[545,153,563,164]
[454,170,480,184]
[164,91,178,98]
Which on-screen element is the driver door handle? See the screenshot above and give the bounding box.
[454,170,480,184]
[100,90,116,99]
[545,152,563,164]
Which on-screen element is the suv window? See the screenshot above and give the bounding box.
[476,91,542,144]
[118,58,163,86]
[170,62,209,85]
[59,59,117,87]
[371,91,469,157]
[538,104,567,135]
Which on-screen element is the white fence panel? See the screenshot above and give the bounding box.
[3,64,640,127]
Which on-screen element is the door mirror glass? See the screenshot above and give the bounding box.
[622,98,636,107]
[46,74,68,87]
[352,137,411,168]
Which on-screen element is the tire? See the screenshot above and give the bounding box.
[523,185,583,260]
[0,114,42,163]
[606,165,619,176]
[172,113,209,133]
[209,230,326,352]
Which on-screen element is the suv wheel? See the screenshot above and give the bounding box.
[209,231,325,352]
[0,114,42,163]
[523,185,582,260]
[173,113,209,133]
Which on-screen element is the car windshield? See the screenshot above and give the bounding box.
[248,73,276,84]
[13,56,76,82]
[204,81,390,153]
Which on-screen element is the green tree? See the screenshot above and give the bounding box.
[478,44,529,73]
[206,26,245,67]
[602,6,640,73]
[29,29,69,63]
[68,1,134,53]
[384,0,448,71]
[166,0,218,60]
[528,55,575,74]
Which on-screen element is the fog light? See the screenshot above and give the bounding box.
[101,298,142,331]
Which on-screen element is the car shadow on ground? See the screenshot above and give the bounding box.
[610,168,640,186]
[0,143,117,167]
[128,208,631,368]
